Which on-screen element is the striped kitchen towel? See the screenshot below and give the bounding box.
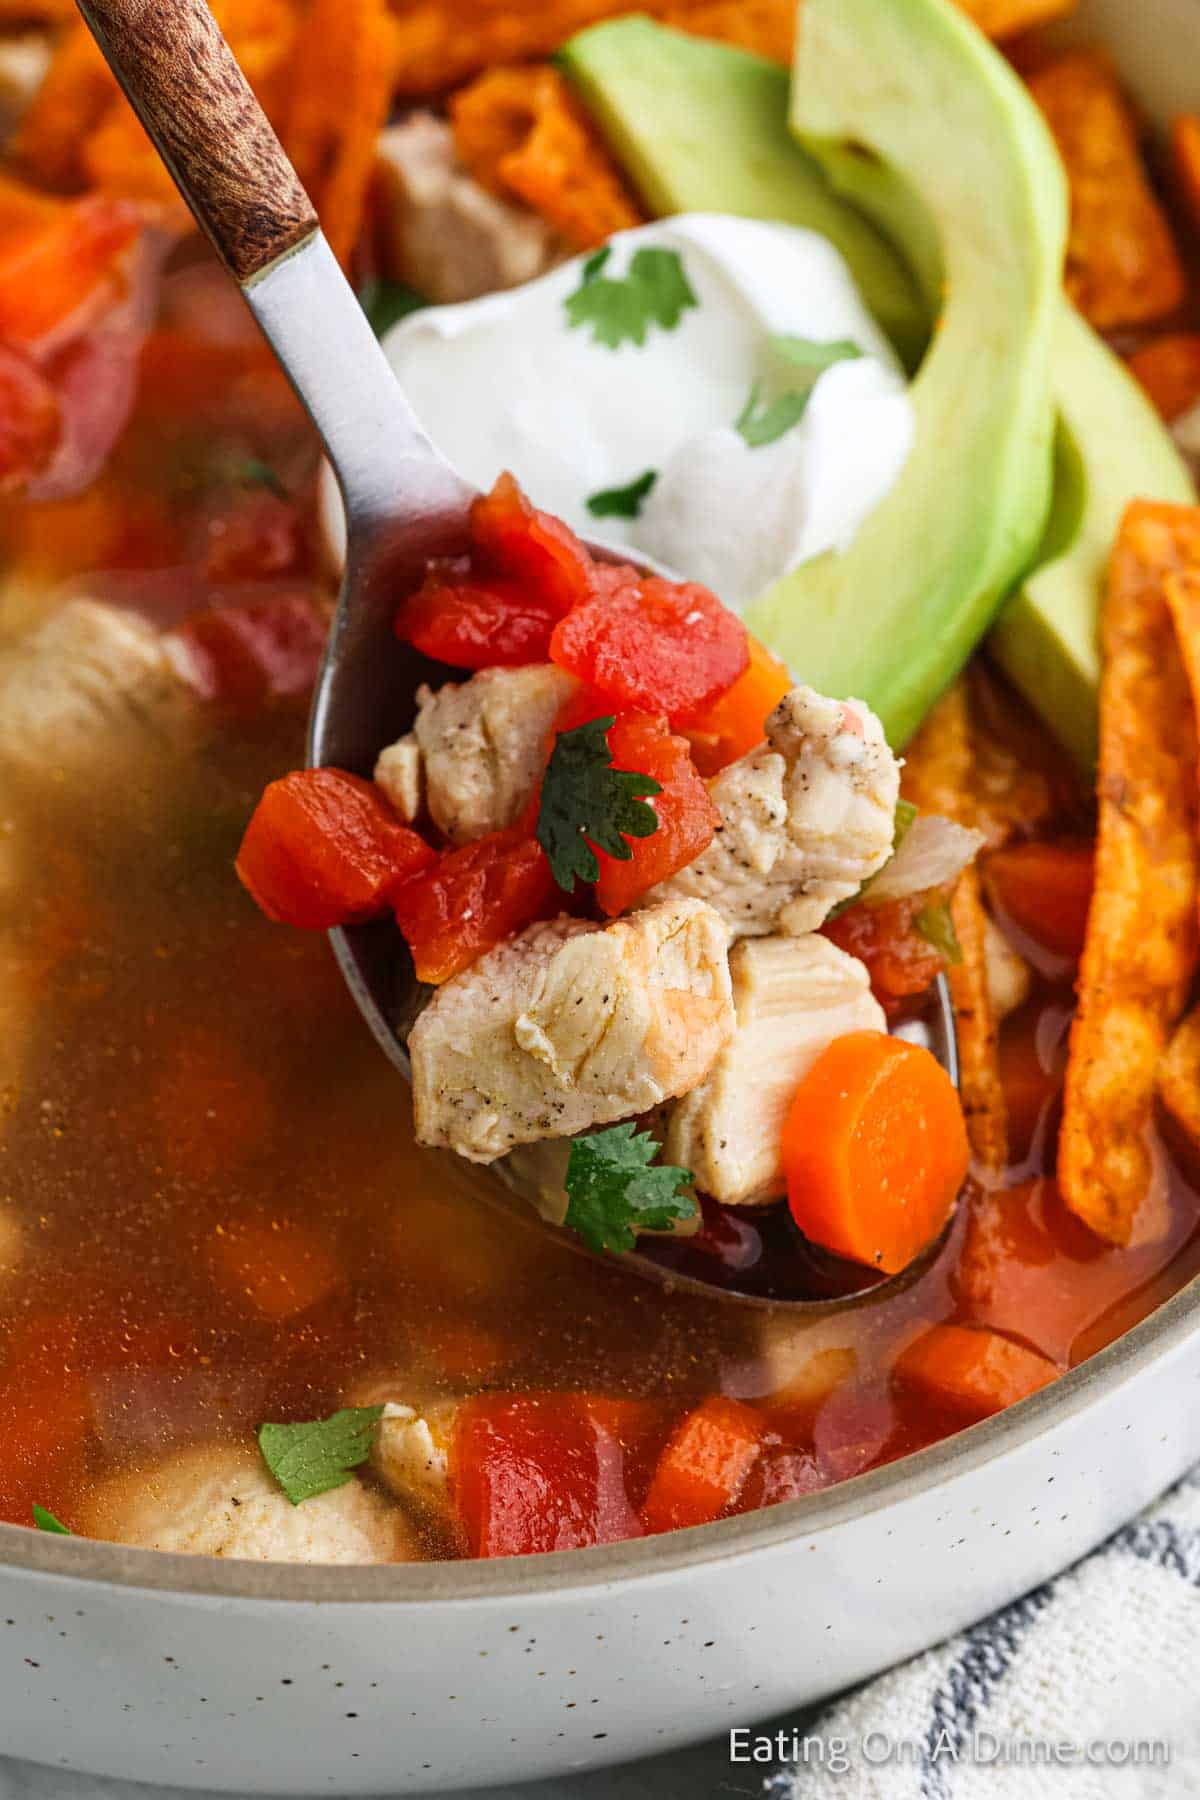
[766,1465,1200,1799]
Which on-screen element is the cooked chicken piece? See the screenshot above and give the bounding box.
[410,899,734,1162]
[0,600,189,780]
[983,914,1033,1022]
[375,115,560,304]
[648,688,900,938]
[666,935,886,1206]
[79,1443,417,1563]
[370,1401,457,1514]
[377,665,575,845]
[0,34,51,139]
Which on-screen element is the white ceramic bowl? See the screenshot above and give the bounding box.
[2,1,1198,1791]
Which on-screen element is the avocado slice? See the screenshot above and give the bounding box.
[557,18,928,371]
[989,305,1194,771]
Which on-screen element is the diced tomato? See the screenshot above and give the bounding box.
[589,712,720,916]
[470,471,594,615]
[396,571,562,670]
[822,895,946,1009]
[170,592,328,708]
[811,1380,895,1482]
[453,1392,644,1557]
[738,1444,826,1510]
[0,344,60,492]
[236,769,435,930]
[984,841,1095,964]
[550,567,749,727]
[392,829,555,984]
[641,1397,766,1533]
[683,636,793,775]
[203,490,303,582]
[0,196,141,349]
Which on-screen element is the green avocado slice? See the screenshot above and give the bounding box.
[556,18,928,371]
[743,0,1067,748]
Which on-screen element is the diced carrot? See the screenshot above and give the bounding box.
[683,636,793,776]
[894,1323,1059,1423]
[391,829,556,984]
[208,1217,342,1321]
[984,841,1095,962]
[782,1033,969,1275]
[641,1396,765,1533]
[1127,334,1200,423]
[0,197,141,348]
[591,712,720,916]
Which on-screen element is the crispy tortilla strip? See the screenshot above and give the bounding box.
[1171,114,1200,236]
[0,0,74,16]
[12,23,115,188]
[1128,334,1200,424]
[1159,1005,1200,1157]
[1028,52,1185,330]
[956,0,1077,40]
[1165,568,1200,732]
[903,683,1007,1171]
[284,0,399,266]
[450,64,642,250]
[81,108,188,210]
[1059,502,1200,1245]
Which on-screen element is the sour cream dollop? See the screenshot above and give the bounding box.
[330,215,914,611]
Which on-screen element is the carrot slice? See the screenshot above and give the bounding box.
[1059,503,1200,1245]
[208,1217,342,1321]
[641,1397,765,1533]
[1127,333,1200,424]
[782,1033,969,1275]
[894,1323,1059,1423]
[683,636,793,777]
[984,841,1095,963]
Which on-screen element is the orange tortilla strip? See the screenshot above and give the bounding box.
[1171,114,1200,236]
[1059,502,1200,1246]
[902,684,1007,1172]
[955,0,1077,40]
[1128,334,1200,424]
[1028,52,1185,330]
[451,64,643,250]
[1158,1005,1200,1158]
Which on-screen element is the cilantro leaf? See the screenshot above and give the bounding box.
[915,900,964,965]
[258,1405,384,1506]
[536,715,661,892]
[358,277,426,337]
[769,334,863,374]
[735,382,811,448]
[565,247,698,349]
[564,1123,696,1254]
[587,469,658,519]
[237,458,288,501]
[32,1504,71,1534]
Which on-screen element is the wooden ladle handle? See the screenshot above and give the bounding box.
[74,0,317,284]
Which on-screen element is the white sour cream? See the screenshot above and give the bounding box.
[326,214,914,611]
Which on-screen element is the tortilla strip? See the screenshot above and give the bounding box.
[957,0,1077,40]
[1158,1005,1200,1158]
[1172,115,1200,238]
[1128,334,1200,425]
[1028,52,1185,330]
[1059,502,1200,1246]
[902,683,1008,1172]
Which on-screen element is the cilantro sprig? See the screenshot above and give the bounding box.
[565,247,698,349]
[258,1405,384,1506]
[587,469,658,519]
[358,277,426,337]
[769,334,863,374]
[536,716,661,893]
[564,1124,696,1254]
[735,336,864,450]
[32,1504,71,1535]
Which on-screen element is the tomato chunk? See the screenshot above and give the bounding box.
[641,1397,765,1533]
[237,769,435,930]
[683,636,793,775]
[822,895,946,1009]
[453,1393,644,1557]
[0,344,59,492]
[396,572,562,670]
[0,196,141,348]
[171,592,327,708]
[550,567,749,726]
[984,840,1095,963]
[392,829,555,984]
[591,712,720,916]
[470,470,594,615]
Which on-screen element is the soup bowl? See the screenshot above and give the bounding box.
[1,0,1199,1790]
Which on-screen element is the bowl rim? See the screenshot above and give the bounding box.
[1,1265,1196,1604]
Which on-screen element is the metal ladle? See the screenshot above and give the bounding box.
[76,0,961,1311]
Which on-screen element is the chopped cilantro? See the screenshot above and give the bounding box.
[735,382,811,448]
[237,458,288,501]
[915,900,964,965]
[769,334,863,373]
[565,247,698,349]
[32,1505,70,1535]
[564,1123,696,1254]
[358,277,426,337]
[257,1405,384,1506]
[586,469,658,519]
[536,715,661,892]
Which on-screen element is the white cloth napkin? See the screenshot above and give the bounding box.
[765,1465,1200,1800]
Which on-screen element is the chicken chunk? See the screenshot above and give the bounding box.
[79,1443,417,1563]
[983,914,1033,1022]
[370,1400,457,1514]
[665,935,886,1206]
[648,687,900,938]
[0,600,189,780]
[375,115,560,304]
[410,899,734,1162]
[0,34,51,140]
[376,664,575,844]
